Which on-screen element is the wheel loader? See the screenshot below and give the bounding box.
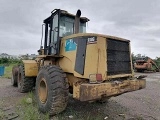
[11,9,146,115]
[134,57,160,72]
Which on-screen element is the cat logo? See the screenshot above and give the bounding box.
[87,37,97,44]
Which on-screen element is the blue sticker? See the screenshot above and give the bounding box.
[65,39,77,51]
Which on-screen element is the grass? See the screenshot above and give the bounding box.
[0,109,4,120]
[15,92,106,120]
[17,92,49,120]
[1,64,17,79]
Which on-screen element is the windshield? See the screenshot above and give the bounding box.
[59,16,86,37]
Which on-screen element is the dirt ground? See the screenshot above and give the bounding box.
[0,72,160,120]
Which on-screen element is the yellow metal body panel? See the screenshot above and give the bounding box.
[73,78,146,101]
[59,51,76,73]
[59,35,99,78]
[97,37,107,79]
[22,60,38,77]
[59,33,133,80]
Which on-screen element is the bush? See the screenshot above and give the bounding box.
[0,58,21,65]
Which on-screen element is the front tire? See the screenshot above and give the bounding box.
[36,65,69,115]
[11,65,19,87]
[17,65,34,93]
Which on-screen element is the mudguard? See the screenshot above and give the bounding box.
[22,60,38,77]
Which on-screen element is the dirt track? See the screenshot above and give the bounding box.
[0,72,160,120]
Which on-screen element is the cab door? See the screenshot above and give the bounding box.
[43,10,60,55]
[49,12,59,55]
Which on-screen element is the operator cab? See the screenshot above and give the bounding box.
[42,9,89,55]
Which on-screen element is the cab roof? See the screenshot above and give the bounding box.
[44,9,89,23]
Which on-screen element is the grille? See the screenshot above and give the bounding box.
[107,38,131,75]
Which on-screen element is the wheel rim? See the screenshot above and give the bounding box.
[38,78,48,103]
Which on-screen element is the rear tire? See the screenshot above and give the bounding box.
[18,65,34,93]
[36,65,69,115]
[11,65,19,87]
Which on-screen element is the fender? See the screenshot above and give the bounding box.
[22,60,38,77]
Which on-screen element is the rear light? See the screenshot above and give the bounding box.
[89,74,103,83]
[96,74,102,82]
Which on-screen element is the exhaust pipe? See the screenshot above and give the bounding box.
[74,9,81,34]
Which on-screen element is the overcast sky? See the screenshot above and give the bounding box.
[0,0,160,58]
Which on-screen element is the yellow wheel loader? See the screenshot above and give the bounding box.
[12,9,146,115]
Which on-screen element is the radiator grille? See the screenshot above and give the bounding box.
[107,38,131,75]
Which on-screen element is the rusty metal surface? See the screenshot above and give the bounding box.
[134,63,150,69]
[134,57,159,72]
[73,79,146,101]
